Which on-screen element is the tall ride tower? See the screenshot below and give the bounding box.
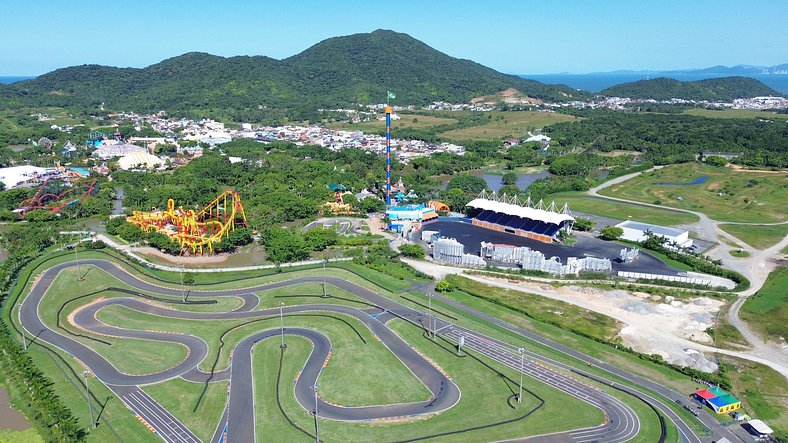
[385,105,392,207]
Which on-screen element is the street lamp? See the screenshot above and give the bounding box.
[517,348,526,403]
[426,293,433,339]
[312,383,320,443]
[75,244,84,282]
[279,302,286,349]
[180,265,185,302]
[83,371,95,428]
[321,259,328,298]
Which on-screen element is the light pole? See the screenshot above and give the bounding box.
[321,259,328,298]
[19,302,27,350]
[83,371,95,428]
[427,293,433,339]
[180,265,185,302]
[279,302,286,349]
[75,244,84,282]
[517,348,526,403]
[312,383,320,443]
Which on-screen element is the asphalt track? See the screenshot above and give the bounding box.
[21,259,657,443]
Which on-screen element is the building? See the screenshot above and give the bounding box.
[0,165,51,189]
[386,204,438,232]
[693,387,741,414]
[615,220,693,249]
[465,190,574,243]
[117,152,165,170]
[745,419,773,439]
[92,141,147,160]
[432,237,486,267]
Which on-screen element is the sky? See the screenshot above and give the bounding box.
[1,0,787,76]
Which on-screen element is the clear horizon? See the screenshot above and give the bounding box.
[1,0,787,76]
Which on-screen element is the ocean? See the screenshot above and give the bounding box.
[520,73,788,95]
[0,76,35,84]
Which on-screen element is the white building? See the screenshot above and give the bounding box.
[615,220,693,249]
[0,165,50,189]
[117,152,164,170]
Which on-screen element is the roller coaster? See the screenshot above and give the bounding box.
[127,190,248,254]
[18,178,98,216]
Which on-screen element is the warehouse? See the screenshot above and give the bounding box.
[615,220,693,249]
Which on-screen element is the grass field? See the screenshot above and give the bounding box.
[740,267,787,343]
[445,275,623,342]
[254,282,373,310]
[95,306,431,406]
[549,191,700,226]
[440,111,577,141]
[252,320,603,442]
[326,113,458,132]
[683,108,788,120]
[143,379,228,442]
[719,223,788,250]
[599,163,788,223]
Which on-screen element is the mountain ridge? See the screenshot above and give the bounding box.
[600,76,781,101]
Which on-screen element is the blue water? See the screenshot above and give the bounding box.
[0,76,35,84]
[656,176,710,186]
[521,73,788,95]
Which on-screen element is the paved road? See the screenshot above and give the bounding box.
[20,259,660,443]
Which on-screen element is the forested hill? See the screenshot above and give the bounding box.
[0,30,586,119]
[600,76,781,101]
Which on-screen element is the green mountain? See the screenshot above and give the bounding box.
[0,30,586,118]
[600,76,781,101]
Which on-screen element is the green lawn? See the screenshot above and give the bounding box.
[253,320,603,443]
[254,282,373,310]
[440,111,577,141]
[95,307,431,406]
[683,108,788,120]
[550,191,700,226]
[143,379,228,442]
[445,275,623,342]
[719,223,788,250]
[598,163,788,223]
[740,267,787,343]
[0,428,45,443]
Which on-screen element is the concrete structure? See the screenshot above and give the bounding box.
[0,165,50,189]
[432,237,486,267]
[615,220,693,249]
[480,241,611,276]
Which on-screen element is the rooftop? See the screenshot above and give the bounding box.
[616,220,687,238]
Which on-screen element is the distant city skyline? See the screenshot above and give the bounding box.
[1,0,786,76]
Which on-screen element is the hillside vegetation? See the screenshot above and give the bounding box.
[600,76,780,101]
[0,30,586,121]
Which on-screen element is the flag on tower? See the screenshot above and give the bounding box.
[387,90,396,100]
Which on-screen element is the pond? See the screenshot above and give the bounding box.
[436,169,550,192]
[0,387,31,431]
[656,176,710,186]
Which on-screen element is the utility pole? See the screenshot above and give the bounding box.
[180,265,185,302]
[427,294,435,340]
[518,348,526,403]
[19,302,27,350]
[312,383,320,443]
[83,371,95,428]
[279,302,286,349]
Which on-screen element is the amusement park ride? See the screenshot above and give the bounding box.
[17,165,98,217]
[127,190,248,255]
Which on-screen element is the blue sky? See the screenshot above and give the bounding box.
[1,0,786,75]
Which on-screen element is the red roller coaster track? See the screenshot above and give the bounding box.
[18,178,98,216]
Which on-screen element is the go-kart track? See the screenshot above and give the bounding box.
[18,259,713,443]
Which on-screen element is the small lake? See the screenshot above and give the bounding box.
[0,387,31,431]
[436,169,550,192]
[656,176,710,186]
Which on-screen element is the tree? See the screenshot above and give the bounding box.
[182,272,195,285]
[398,244,425,259]
[498,184,520,196]
[599,226,624,241]
[435,279,455,292]
[262,228,309,264]
[704,155,728,167]
[501,171,518,186]
[304,228,339,252]
[446,174,487,194]
[573,217,596,232]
